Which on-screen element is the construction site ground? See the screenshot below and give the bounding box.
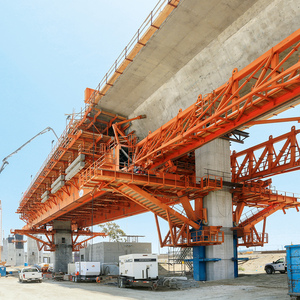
[0,252,290,299]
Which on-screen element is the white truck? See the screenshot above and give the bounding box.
[19,267,43,283]
[118,254,158,290]
[264,257,287,274]
[73,262,101,282]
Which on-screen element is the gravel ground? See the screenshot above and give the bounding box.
[0,252,290,299]
[0,272,290,300]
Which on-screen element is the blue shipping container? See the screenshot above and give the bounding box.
[285,244,300,297]
[0,266,6,277]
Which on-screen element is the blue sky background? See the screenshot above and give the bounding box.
[0,0,299,254]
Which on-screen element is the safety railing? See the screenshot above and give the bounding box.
[84,0,178,107]
[79,157,223,191]
[238,231,268,247]
[239,207,264,224]
[163,226,224,246]
[19,118,80,207]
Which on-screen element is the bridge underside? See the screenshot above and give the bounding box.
[98,0,259,119]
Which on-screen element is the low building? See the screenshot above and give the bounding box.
[79,238,152,263]
[2,235,25,266]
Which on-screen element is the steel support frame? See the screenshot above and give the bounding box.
[12,228,106,252]
[232,126,300,182]
[15,30,300,253]
[232,180,300,247]
[155,214,224,247]
[133,29,300,171]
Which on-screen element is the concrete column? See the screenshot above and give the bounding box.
[195,139,234,281]
[27,236,43,266]
[53,220,72,273]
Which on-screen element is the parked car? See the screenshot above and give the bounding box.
[19,267,42,283]
[265,257,287,274]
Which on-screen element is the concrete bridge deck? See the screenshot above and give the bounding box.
[94,0,299,138]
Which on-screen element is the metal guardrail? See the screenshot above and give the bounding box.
[19,119,80,206]
[84,0,176,107]
[239,207,264,224]
[19,0,179,208]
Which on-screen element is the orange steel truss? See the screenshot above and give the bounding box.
[231,126,300,182]
[232,180,300,247]
[12,229,106,252]
[15,29,300,250]
[132,29,300,171]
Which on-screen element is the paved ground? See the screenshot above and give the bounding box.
[0,272,290,300]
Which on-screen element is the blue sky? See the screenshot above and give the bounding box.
[0,0,299,254]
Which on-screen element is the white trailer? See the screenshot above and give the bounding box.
[73,262,100,282]
[118,254,158,289]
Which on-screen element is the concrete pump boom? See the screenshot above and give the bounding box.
[0,127,58,174]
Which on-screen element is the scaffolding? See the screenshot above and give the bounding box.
[167,247,193,276]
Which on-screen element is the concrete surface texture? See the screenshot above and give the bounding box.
[79,241,151,263]
[53,221,72,273]
[196,139,234,280]
[125,0,299,139]
[98,0,258,119]
[27,236,42,266]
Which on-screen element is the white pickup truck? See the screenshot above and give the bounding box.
[19,267,43,283]
[264,257,287,274]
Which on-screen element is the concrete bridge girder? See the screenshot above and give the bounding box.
[128,0,299,138]
[98,0,260,125]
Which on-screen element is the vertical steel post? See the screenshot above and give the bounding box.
[193,245,206,281]
[233,231,238,278]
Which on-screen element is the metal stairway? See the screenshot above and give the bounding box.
[117,183,199,229]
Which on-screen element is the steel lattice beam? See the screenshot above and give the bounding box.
[133,29,300,171]
[231,126,300,182]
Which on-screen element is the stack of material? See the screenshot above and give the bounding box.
[43,273,53,279]
[63,274,70,281]
[161,277,200,289]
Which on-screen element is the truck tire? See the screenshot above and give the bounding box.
[152,282,158,290]
[280,270,286,274]
[118,277,125,288]
[265,266,274,274]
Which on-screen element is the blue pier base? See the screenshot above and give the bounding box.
[233,232,238,278]
[193,246,206,281]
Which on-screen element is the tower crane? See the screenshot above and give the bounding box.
[0,127,58,174]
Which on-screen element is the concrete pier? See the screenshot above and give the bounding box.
[195,139,234,280]
[27,236,42,266]
[53,221,72,273]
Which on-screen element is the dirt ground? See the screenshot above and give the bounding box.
[0,252,291,300]
[238,252,285,274]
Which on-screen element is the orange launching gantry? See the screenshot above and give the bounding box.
[15,29,300,252]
